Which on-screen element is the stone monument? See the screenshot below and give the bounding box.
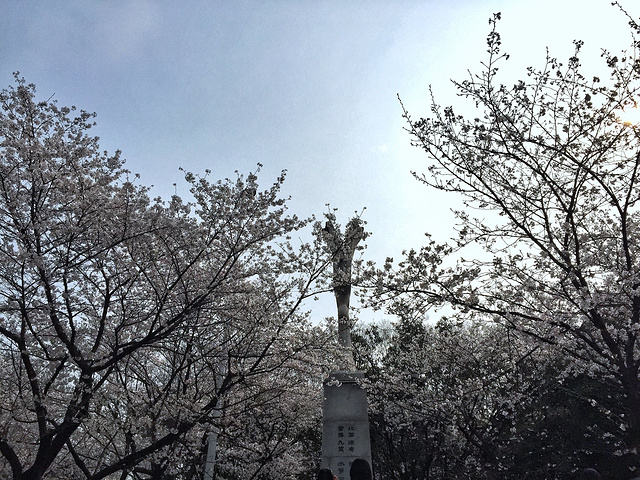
[321,217,372,480]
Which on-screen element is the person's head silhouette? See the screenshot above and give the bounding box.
[317,468,335,480]
[350,458,372,480]
[578,469,601,480]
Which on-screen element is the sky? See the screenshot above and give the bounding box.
[1,0,638,322]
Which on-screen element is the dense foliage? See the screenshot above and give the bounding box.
[353,318,628,479]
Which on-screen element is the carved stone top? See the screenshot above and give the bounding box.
[322,216,366,369]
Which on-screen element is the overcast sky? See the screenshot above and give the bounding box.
[1,0,638,321]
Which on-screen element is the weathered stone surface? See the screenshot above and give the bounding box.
[321,371,372,480]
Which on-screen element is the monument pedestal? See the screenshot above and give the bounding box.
[321,371,372,480]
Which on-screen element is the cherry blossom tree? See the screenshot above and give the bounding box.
[213,325,330,480]
[0,76,331,480]
[354,317,626,479]
[367,6,640,477]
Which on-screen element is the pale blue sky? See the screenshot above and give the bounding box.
[1,0,637,320]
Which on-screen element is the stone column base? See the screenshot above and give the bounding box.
[321,371,372,480]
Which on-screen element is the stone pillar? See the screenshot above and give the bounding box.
[320,217,372,478]
[321,372,372,480]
